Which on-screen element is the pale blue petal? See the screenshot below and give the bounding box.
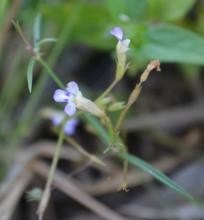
[64,119,78,135]
[53,89,69,102]
[64,102,76,116]
[52,114,64,126]
[66,81,79,95]
[110,26,123,40]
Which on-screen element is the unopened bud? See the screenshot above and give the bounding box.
[140,60,161,83]
[108,102,125,111]
[76,95,104,118]
[128,60,160,107]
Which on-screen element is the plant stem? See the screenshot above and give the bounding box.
[38,57,65,89]
[95,79,118,103]
[65,136,106,166]
[8,0,82,152]
[115,105,130,131]
[52,127,105,166]
[37,125,64,218]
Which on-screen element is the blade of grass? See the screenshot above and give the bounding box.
[27,59,35,93]
[33,13,41,53]
[119,152,197,203]
[84,113,204,208]
[83,113,109,145]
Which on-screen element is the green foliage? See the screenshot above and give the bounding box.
[83,114,109,145]
[84,112,201,206]
[40,0,204,68]
[27,59,36,93]
[134,24,204,65]
[120,152,197,203]
[33,13,42,53]
[41,1,112,49]
[105,0,147,21]
[2,0,204,212]
[105,0,196,22]
[146,0,196,21]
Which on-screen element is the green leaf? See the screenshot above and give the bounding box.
[126,0,147,20]
[83,113,109,145]
[84,114,202,206]
[33,13,42,52]
[147,0,196,21]
[105,0,194,22]
[27,59,36,93]
[105,0,126,21]
[120,152,198,204]
[135,24,204,65]
[39,37,57,46]
[105,0,147,22]
[41,2,112,49]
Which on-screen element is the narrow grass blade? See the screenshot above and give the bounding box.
[119,152,199,204]
[33,13,42,52]
[27,59,35,93]
[83,113,109,145]
[84,114,203,207]
[39,38,57,46]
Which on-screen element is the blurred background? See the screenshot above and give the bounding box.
[1,0,204,219]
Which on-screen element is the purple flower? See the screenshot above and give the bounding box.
[54,81,104,118]
[110,26,130,52]
[63,119,78,135]
[51,112,78,135]
[53,81,81,116]
[110,26,123,40]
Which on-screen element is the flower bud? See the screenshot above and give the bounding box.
[76,94,104,118]
[115,40,129,81]
[108,102,125,112]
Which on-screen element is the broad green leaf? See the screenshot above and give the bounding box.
[126,0,147,20]
[105,0,147,22]
[135,24,204,65]
[33,13,42,52]
[147,0,196,21]
[27,59,35,93]
[105,0,126,21]
[105,0,194,22]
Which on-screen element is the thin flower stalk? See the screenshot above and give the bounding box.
[52,127,105,166]
[37,124,64,219]
[96,27,130,103]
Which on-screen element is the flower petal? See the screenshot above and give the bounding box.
[64,102,76,116]
[52,113,64,126]
[110,26,123,40]
[64,119,78,135]
[53,89,69,102]
[66,81,79,95]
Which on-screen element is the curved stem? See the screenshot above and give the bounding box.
[37,125,64,218]
[115,105,129,131]
[38,57,65,89]
[95,79,118,103]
